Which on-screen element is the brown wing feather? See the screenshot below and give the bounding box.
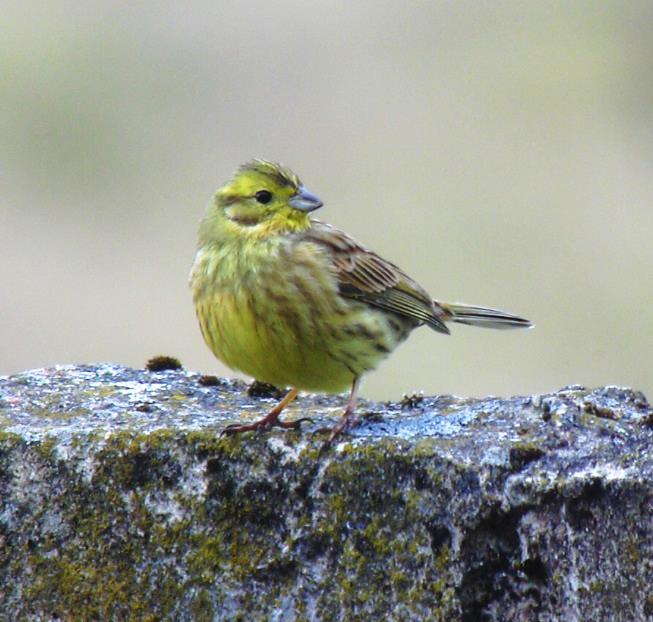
[302,221,450,334]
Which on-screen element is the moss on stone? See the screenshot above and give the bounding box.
[1,366,652,619]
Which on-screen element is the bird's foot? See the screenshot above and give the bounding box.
[319,377,362,452]
[321,413,359,449]
[221,387,307,437]
[221,415,312,437]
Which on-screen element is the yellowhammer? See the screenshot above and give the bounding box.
[190,160,532,443]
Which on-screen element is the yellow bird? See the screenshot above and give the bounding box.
[190,160,531,443]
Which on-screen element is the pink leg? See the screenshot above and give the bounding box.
[326,377,361,445]
[222,388,310,436]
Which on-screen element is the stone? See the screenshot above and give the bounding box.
[0,364,651,621]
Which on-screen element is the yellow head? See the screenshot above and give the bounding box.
[199,160,323,243]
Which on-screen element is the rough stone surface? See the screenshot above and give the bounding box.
[0,364,652,621]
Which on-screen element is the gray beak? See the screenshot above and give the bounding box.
[288,186,323,212]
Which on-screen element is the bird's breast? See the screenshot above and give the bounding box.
[190,238,412,392]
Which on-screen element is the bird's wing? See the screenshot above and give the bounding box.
[302,221,450,334]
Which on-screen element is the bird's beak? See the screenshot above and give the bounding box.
[288,186,323,212]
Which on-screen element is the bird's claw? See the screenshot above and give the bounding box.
[280,416,313,430]
[220,416,312,437]
[220,423,254,437]
[319,414,359,452]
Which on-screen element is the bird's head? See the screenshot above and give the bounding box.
[202,160,323,242]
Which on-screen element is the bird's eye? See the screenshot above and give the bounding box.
[255,190,272,204]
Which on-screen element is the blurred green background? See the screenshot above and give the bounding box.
[2,1,652,401]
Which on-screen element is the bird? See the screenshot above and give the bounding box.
[189,160,532,444]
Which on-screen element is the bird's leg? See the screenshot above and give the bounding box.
[326,377,361,445]
[222,387,310,436]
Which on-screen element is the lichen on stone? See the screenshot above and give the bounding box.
[0,365,651,620]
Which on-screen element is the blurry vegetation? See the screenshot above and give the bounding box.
[2,1,652,399]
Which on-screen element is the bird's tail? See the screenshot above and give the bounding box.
[439,301,533,330]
